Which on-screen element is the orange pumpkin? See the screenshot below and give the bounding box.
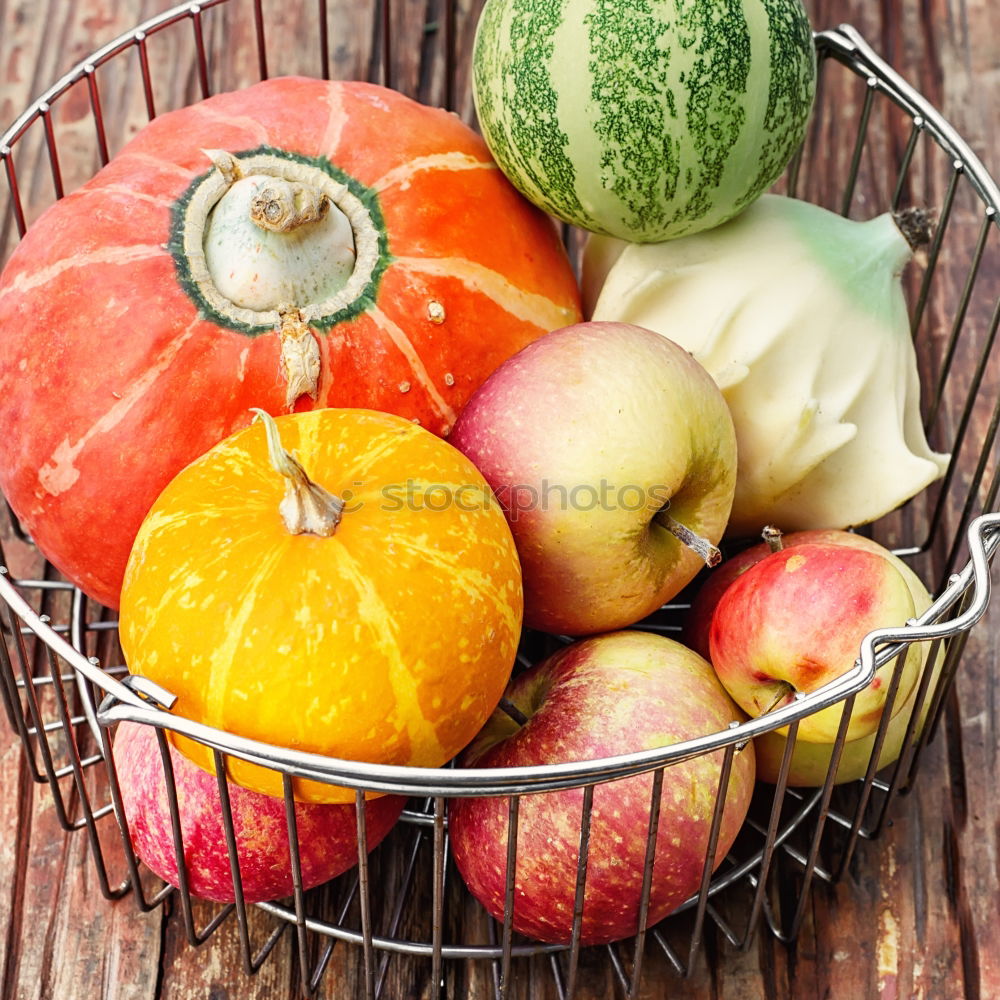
[118,407,524,803]
[0,76,580,610]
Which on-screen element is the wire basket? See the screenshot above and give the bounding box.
[2,2,999,998]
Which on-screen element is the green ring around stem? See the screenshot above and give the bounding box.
[169,146,392,337]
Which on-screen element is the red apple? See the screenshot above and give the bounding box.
[448,631,755,945]
[112,721,406,903]
[684,529,935,785]
[752,636,942,785]
[684,528,932,660]
[708,542,923,745]
[448,321,737,636]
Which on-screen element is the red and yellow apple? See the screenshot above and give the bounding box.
[685,528,931,660]
[752,641,942,785]
[448,630,755,945]
[112,721,406,903]
[448,321,737,635]
[708,540,924,747]
[685,528,936,785]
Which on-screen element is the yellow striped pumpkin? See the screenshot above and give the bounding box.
[118,408,524,803]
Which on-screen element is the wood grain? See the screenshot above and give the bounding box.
[1,0,999,998]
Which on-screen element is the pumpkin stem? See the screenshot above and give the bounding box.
[251,408,345,537]
[205,148,331,233]
[250,177,331,233]
[277,306,321,411]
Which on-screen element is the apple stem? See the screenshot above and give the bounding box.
[761,681,796,716]
[762,525,785,553]
[498,696,530,727]
[656,511,721,567]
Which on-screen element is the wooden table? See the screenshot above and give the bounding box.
[1,1,999,997]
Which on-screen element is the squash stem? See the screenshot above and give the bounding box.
[252,408,344,536]
[893,206,935,252]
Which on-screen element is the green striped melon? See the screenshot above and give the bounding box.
[472,0,817,243]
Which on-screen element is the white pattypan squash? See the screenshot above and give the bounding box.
[584,194,949,536]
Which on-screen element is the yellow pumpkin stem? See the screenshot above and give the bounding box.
[251,408,344,536]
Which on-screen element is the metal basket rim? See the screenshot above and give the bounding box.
[0,0,231,153]
[2,511,996,797]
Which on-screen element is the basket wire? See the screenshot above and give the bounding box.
[2,2,1000,999]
